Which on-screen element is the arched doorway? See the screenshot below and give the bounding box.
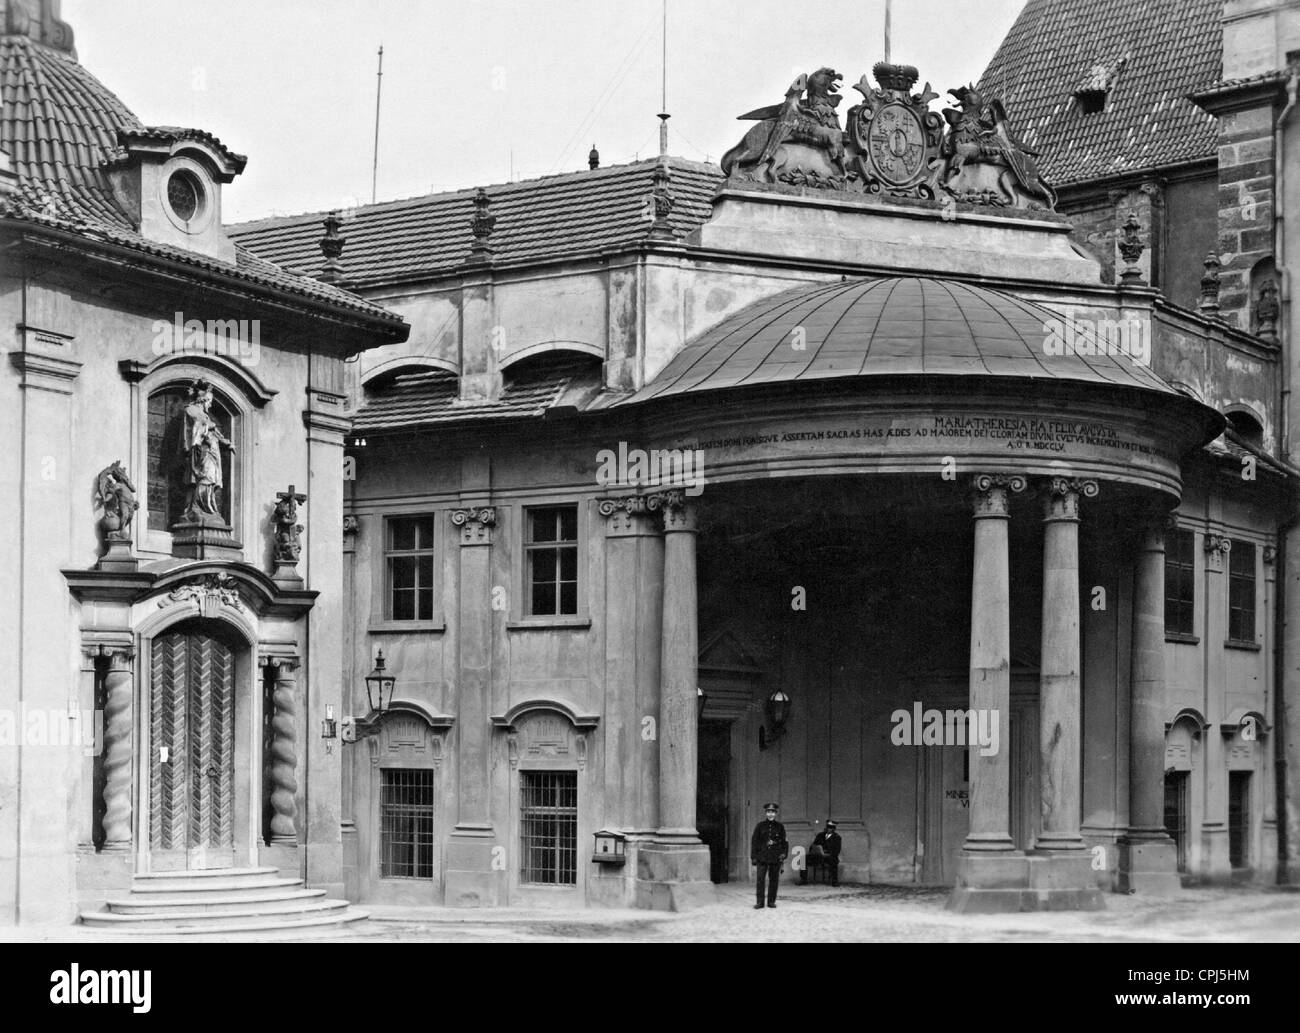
[147,619,245,870]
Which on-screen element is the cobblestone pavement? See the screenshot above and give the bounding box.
[7,882,1299,943]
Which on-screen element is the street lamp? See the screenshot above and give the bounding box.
[364,649,395,717]
[761,689,791,749]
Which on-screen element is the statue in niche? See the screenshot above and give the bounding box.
[94,460,138,540]
[179,380,235,526]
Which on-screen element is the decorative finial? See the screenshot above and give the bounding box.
[468,187,496,264]
[588,144,600,170]
[1198,252,1221,315]
[649,161,675,239]
[1256,279,1280,342]
[1118,211,1146,285]
[658,113,670,158]
[318,210,347,284]
[872,61,919,93]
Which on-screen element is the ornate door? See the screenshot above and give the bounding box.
[150,627,236,870]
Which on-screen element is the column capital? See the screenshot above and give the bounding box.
[659,491,697,534]
[1041,477,1098,521]
[258,654,301,674]
[1204,533,1232,569]
[80,634,135,670]
[971,474,1025,518]
[451,506,497,545]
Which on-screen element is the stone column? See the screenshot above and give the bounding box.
[100,646,136,853]
[1118,515,1181,894]
[261,657,300,846]
[949,474,1027,912]
[1037,478,1095,850]
[444,506,503,906]
[637,493,714,909]
[1028,479,1104,909]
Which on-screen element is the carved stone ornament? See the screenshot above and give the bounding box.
[1256,280,1280,342]
[94,460,139,541]
[161,573,244,615]
[720,60,1056,210]
[271,484,306,565]
[176,379,235,528]
[596,491,683,518]
[451,506,497,544]
[1199,253,1221,315]
[939,83,1056,208]
[1118,212,1146,283]
[971,473,1026,517]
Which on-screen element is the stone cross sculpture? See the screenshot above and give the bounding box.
[271,484,307,583]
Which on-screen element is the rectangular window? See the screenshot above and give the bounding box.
[1228,540,1256,643]
[1163,771,1188,873]
[1164,528,1196,637]
[1228,771,1251,869]
[525,506,578,617]
[386,516,435,621]
[520,770,577,885]
[380,769,435,879]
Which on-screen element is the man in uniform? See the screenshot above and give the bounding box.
[750,802,788,909]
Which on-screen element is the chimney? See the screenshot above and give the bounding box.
[588,144,600,170]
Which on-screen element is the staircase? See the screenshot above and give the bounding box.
[80,867,368,935]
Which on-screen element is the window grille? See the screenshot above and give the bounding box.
[520,770,578,885]
[525,506,579,616]
[386,516,435,621]
[1163,528,1195,636]
[380,769,435,879]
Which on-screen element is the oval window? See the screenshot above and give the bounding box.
[166,170,203,223]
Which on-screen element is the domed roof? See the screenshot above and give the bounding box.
[630,276,1179,403]
[0,31,142,226]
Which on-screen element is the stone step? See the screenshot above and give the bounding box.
[133,866,280,881]
[81,902,368,934]
[106,887,327,915]
[128,876,304,895]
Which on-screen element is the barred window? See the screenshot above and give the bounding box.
[1228,540,1256,643]
[380,769,434,879]
[525,506,578,616]
[386,516,435,621]
[520,771,577,885]
[1164,528,1195,636]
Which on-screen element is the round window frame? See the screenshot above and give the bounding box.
[160,158,214,234]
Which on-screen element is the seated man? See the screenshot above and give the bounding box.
[801,820,842,886]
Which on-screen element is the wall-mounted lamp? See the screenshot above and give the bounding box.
[697,686,707,720]
[760,689,791,750]
[345,650,397,743]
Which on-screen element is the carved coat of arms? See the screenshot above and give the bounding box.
[720,60,1056,212]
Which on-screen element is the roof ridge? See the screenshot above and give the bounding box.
[227,155,721,232]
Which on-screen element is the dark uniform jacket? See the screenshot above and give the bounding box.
[751,819,789,864]
[811,829,842,860]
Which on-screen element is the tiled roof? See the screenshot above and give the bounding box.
[978,0,1222,187]
[229,158,724,288]
[0,34,403,328]
[353,355,603,433]
[621,276,1181,405]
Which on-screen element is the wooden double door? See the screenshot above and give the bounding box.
[149,625,238,870]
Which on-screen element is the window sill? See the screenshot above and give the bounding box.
[507,617,593,631]
[1224,639,1262,652]
[1164,632,1200,645]
[369,618,446,634]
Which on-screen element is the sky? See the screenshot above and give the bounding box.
[63,0,1029,224]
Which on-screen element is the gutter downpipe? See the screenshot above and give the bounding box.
[1274,72,1296,884]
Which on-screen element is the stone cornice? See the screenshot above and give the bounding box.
[64,560,317,618]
